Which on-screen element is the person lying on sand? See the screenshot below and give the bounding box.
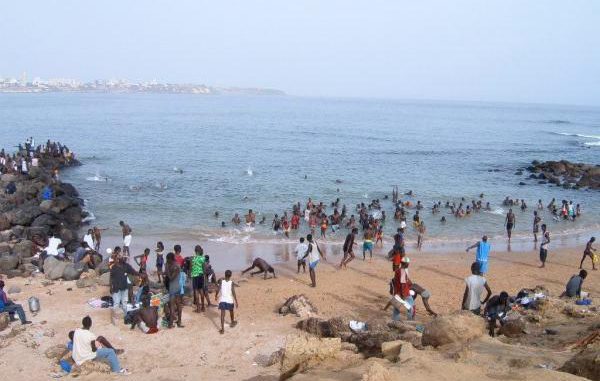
[241,258,276,279]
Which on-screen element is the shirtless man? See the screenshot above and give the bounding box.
[504,209,515,242]
[241,258,276,279]
[92,226,109,251]
[130,296,159,334]
[340,228,358,269]
[119,221,132,256]
[532,211,541,242]
[245,209,256,226]
[231,214,241,225]
[579,237,597,270]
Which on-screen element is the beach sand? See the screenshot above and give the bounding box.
[0,243,598,380]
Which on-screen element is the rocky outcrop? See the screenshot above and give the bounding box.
[421,311,486,348]
[280,295,319,317]
[280,335,341,379]
[0,142,88,278]
[525,160,600,190]
[559,345,600,381]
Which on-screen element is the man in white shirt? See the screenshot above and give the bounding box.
[72,316,128,375]
[462,262,492,315]
[295,237,308,273]
[45,233,65,259]
[83,229,95,251]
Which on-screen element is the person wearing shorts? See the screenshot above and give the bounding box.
[120,221,132,256]
[540,224,550,268]
[411,283,437,316]
[295,237,308,273]
[302,234,325,287]
[504,209,515,242]
[216,270,238,334]
[155,242,164,284]
[191,245,209,312]
[362,229,374,261]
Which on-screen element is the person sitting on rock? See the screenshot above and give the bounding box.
[0,280,32,325]
[484,291,511,337]
[74,241,95,269]
[72,315,129,375]
[129,295,159,334]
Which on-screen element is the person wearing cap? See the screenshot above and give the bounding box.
[466,235,491,275]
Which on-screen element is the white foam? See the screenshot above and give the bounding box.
[246,166,254,176]
[556,132,600,140]
[584,141,600,147]
[484,208,505,216]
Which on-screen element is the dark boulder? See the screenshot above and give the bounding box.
[12,240,33,258]
[11,205,42,226]
[32,213,60,228]
[0,215,10,231]
[63,206,83,225]
[62,262,86,281]
[0,254,20,273]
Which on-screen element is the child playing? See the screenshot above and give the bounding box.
[216,270,238,334]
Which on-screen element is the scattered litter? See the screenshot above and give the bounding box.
[349,320,367,332]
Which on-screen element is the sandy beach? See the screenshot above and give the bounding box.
[1,243,598,380]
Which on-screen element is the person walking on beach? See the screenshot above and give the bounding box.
[532,211,541,243]
[216,270,238,334]
[92,226,109,251]
[466,235,491,275]
[539,224,550,268]
[303,234,326,287]
[340,228,358,269]
[119,221,132,257]
[363,228,374,261]
[505,209,515,242]
[410,283,437,317]
[579,237,597,270]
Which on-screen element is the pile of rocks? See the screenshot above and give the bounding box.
[0,143,86,278]
[524,160,600,190]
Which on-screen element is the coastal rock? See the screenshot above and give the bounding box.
[280,335,341,378]
[98,272,111,286]
[559,346,600,381]
[52,195,76,212]
[527,160,600,190]
[39,200,53,213]
[498,314,526,338]
[7,286,21,294]
[0,242,10,255]
[0,215,10,231]
[381,340,405,361]
[280,294,318,317]
[421,311,486,348]
[296,316,349,338]
[361,361,391,381]
[71,360,112,376]
[95,259,110,275]
[11,205,42,226]
[45,344,69,361]
[0,254,20,272]
[62,262,86,281]
[12,240,33,258]
[31,213,59,228]
[63,206,83,225]
[43,256,69,280]
[76,270,98,288]
[0,312,9,332]
[57,183,79,198]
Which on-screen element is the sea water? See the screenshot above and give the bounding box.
[1,93,598,252]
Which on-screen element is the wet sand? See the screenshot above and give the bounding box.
[0,244,598,380]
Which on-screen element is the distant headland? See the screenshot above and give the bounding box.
[0,75,285,96]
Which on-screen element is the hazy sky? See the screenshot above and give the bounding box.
[1,1,599,105]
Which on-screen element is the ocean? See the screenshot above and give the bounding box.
[1,93,599,255]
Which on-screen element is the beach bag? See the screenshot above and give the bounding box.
[28,297,40,313]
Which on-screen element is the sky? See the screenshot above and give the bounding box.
[1,1,599,105]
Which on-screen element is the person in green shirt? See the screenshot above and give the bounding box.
[191,245,211,312]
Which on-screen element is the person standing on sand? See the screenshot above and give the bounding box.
[539,224,550,268]
[216,270,238,334]
[532,211,541,242]
[191,245,211,312]
[416,221,426,250]
[92,226,109,252]
[245,209,256,226]
[119,221,132,257]
[579,237,597,270]
[504,209,515,242]
[155,241,165,284]
[340,228,358,269]
[303,234,326,287]
[110,255,138,313]
[165,252,185,328]
[295,237,308,273]
[466,235,491,275]
[133,248,149,275]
